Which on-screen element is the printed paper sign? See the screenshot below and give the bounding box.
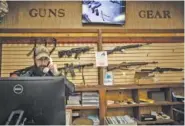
[95,51,108,67]
[104,72,113,85]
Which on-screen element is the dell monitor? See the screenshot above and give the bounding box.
[0,77,66,125]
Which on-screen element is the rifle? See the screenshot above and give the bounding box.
[141,67,183,74]
[27,38,37,56]
[135,67,183,79]
[58,46,93,59]
[49,38,57,55]
[58,63,94,85]
[42,38,47,47]
[105,43,151,55]
[107,61,158,71]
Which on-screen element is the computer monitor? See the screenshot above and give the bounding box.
[0,77,66,125]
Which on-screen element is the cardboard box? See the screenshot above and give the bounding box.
[135,78,154,85]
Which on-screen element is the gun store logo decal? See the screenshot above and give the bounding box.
[13,84,24,94]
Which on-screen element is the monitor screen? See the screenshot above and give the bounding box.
[82,0,126,25]
[0,77,66,125]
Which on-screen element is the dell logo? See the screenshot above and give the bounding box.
[13,84,23,94]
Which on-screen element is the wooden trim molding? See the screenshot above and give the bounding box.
[0,29,183,33]
[0,33,98,37]
[1,37,98,44]
[0,29,99,33]
[103,37,184,43]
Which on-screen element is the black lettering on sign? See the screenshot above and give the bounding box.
[29,9,38,17]
[155,11,162,18]
[39,8,46,17]
[138,10,145,18]
[147,10,153,18]
[58,9,65,17]
[138,10,171,19]
[163,10,171,18]
[29,8,65,18]
[49,9,57,17]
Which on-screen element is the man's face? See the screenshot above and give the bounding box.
[35,57,50,70]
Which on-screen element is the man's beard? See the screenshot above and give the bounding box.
[33,65,47,76]
[38,65,47,71]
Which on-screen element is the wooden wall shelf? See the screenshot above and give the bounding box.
[137,119,174,125]
[138,102,184,107]
[75,86,102,92]
[107,102,184,108]
[72,83,184,125]
[66,106,99,110]
[75,83,184,91]
[107,104,139,108]
[103,83,183,125]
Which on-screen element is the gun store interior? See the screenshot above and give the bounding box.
[0,0,184,125]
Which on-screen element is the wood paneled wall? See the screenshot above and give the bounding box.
[1,43,98,86]
[103,43,184,85]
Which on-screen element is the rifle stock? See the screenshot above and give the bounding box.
[49,38,57,55]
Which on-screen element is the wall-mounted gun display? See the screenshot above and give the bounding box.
[58,46,93,59]
[107,61,158,71]
[105,43,151,55]
[58,63,94,85]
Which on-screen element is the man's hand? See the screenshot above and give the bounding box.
[48,63,60,76]
[10,74,18,77]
